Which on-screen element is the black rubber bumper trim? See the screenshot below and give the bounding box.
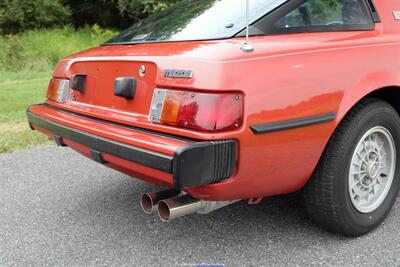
[173,140,237,189]
[27,107,238,188]
[27,111,173,173]
[250,112,337,135]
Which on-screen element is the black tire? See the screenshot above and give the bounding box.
[303,98,400,237]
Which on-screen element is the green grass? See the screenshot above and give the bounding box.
[0,71,52,153]
[0,25,117,153]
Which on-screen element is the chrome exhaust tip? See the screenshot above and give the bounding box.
[157,194,238,222]
[158,194,202,222]
[141,189,181,214]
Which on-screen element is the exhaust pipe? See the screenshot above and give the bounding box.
[158,194,238,222]
[141,189,181,214]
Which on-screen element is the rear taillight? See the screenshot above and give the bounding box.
[47,78,69,103]
[149,89,243,132]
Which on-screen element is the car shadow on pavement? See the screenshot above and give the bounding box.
[79,176,344,241]
[68,176,371,265]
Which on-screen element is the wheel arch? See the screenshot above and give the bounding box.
[336,67,400,126]
[366,86,400,116]
[337,85,400,125]
[308,83,400,190]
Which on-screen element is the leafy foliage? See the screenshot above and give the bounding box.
[78,0,179,29]
[0,25,116,71]
[308,0,341,24]
[0,0,180,34]
[0,0,71,34]
[117,0,179,21]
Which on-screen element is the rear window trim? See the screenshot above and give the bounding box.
[366,0,381,23]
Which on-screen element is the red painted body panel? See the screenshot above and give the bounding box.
[30,0,400,200]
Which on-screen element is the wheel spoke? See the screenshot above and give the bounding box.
[356,152,369,165]
[351,187,361,200]
[370,186,375,197]
[350,181,360,190]
[352,170,366,176]
[378,143,384,153]
[369,135,373,150]
[353,161,361,167]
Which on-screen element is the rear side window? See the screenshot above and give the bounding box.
[254,0,374,35]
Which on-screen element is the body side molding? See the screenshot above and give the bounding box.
[250,112,337,135]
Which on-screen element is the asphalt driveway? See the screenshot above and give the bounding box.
[1,146,399,266]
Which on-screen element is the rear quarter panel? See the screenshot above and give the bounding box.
[188,1,400,200]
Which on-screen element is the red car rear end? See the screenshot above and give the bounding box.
[28,0,400,236]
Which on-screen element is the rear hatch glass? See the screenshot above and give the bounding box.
[104,0,288,45]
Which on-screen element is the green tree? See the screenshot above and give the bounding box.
[66,0,121,29]
[0,0,71,34]
[0,0,181,34]
[308,0,341,24]
[66,0,180,29]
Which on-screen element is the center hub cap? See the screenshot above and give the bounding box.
[368,163,379,178]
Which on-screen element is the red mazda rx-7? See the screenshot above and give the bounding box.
[27,0,400,236]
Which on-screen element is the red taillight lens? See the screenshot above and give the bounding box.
[149,89,243,132]
[46,78,69,103]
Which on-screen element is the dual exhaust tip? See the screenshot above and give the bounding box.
[141,189,201,222]
[141,189,180,215]
[141,189,238,222]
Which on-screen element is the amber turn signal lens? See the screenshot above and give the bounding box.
[149,89,243,132]
[160,93,182,124]
[46,79,57,101]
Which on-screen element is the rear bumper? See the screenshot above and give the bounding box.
[27,104,237,189]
